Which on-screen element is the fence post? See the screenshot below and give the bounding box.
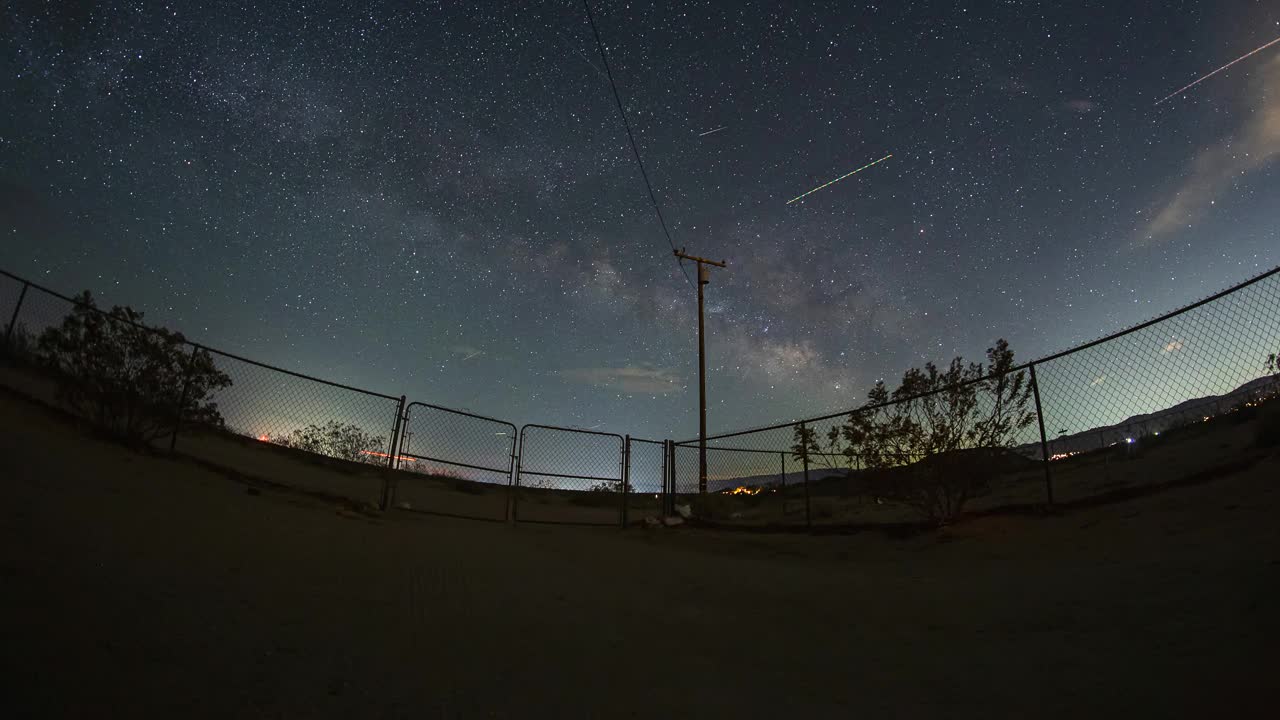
[3,281,29,353]
[660,439,668,518]
[1029,364,1055,507]
[668,441,678,516]
[621,435,630,528]
[168,344,201,453]
[512,428,525,524]
[381,395,406,511]
[505,433,517,524]
[387,396,406,470]
[800,422,812,530]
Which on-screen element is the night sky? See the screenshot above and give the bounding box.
[3,1,1279,441]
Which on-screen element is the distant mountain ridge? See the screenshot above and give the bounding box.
[1033,374,1278,456]
[697,374,1278,491]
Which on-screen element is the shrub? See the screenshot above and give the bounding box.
[896,448,996,525]
[271,420,387,464]
[793,339,1033,525]
[36,291,230,444]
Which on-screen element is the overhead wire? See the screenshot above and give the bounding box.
[579,0,693,285]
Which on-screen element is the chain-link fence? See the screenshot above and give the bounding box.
[0,269,405,508]
[513,424,626,526]
[625,438,667,524]
[3,263,1278,531]
[392,402,515,521]
[673,266,1280,529]
[1031,267,1280,504]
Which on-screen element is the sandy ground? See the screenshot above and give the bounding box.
[1,389,1277,718]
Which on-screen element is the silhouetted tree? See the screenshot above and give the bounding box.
[37,291,230,443]
[272,420,386,464]
[802,339,1035,524]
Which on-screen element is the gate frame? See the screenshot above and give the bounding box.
[514,423,625,527]
[393,401,517,522]
[624,437,669,525]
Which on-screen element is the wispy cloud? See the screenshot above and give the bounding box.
[1063,98,1097,114]
[558,366,681,394]
[1140,55,1280,242]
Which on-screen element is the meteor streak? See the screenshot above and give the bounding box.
[698,126,727,137]
[1155,34,1280,105]
[786,154,893,205]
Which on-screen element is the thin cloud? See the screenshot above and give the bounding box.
[1063,99,1097,114]
[1140,55,1280,242]
[558,366,680,395]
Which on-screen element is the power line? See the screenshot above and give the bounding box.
[579,0,692,285]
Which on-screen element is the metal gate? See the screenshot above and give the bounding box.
[514,425,625,526]
[625,438,668,524]
[393,402,515,521]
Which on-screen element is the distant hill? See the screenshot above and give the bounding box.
[696,374,1278,492]
[1029,374,1278,457]
[703,467,845,493]
[704,448,1039,493]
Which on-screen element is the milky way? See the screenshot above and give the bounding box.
[2,1,1278,439]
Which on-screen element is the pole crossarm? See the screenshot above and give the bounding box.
[673,249,727,268]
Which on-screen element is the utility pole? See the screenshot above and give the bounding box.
[674,248,726,495]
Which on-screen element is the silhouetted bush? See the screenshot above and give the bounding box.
[36,291,230,444]
[793,339,1035,525]
[271,420,386,464]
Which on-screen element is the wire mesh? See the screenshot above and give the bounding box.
[393,402,514,521]
[1035,269,1280,503]
[514,425,624,526]
[169,348,402,505]
[0,283,68,406]
[0,274,27,343]
[0,283,196,444]
[625,438,667,521]
[670,442,799,527]
[674,362,1050,527]
[2,261,1277,530]
[1,283,76,372]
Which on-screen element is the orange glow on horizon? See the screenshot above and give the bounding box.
[359,449,416,462]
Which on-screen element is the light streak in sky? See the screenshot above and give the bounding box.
[698,126,727,137]
[786,153,893,205]
[1155,34,1280,105]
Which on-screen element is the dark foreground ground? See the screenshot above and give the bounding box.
[1,390,1277,718]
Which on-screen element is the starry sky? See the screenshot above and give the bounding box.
[2,0,1279,441]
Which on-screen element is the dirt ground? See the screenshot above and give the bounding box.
[1,389,1277,718]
